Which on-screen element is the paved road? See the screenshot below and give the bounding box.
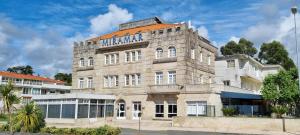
[121,128,259,135]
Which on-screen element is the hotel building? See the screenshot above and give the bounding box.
[33,17,282,121]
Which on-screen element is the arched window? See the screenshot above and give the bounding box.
[88,57,94,66]
[156,48,163,59]
[79,58,85,67]
[168,46,176,57]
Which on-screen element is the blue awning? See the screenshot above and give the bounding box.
[221,91,262,100]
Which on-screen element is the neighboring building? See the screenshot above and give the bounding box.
[215,54,283,92]
[215,54,283,115]
[0,71,71,104]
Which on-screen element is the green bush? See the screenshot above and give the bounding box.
[222,107,235,116]
[271,105,288,118]
[40,125,121,135]
[0,113,8,121]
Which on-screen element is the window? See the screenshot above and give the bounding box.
[125,50,141,62]
[79,58,84,67]
[2,77,9,83]
[223,80,230,86]
[125,73,141,86]
[186,101,207,116]
[168,71,176,84]
[159,30,163,34]
[199,75,204,84]
[227,60,235,68]
[105,53,119,65]
[32,88,40,95]
[88,57,94,66]
[155,72,163,85]
[125,75,130,86]
[191,48,195,59]
[168,103,177,117]
[168,47,176,57]
[155,103,164,117]
[23,88,31,94]
[167,28,172,33]
[175,27,181,32]
[199,51,203,62]
[104,75,119,88]
[156,48,163,59]
[207,55,211,65]
[87,77,93,88]
[79,78,84,88]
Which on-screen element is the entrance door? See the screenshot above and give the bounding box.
[132,102,141,120]
[117,102,126,119]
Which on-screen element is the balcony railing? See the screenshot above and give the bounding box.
[76,66,94,71]
[147,84,183,94]
[153,57,177,64]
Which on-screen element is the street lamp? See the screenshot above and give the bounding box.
[291,6,300,93]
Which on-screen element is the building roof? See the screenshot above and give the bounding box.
[88,23,182,41]
[0,71,65,84]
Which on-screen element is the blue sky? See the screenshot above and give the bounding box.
[0,0,299,77]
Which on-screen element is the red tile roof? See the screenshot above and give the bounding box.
[88,23,183,41]
[0,71,65,84]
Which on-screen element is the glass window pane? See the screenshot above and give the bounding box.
[78,104,89,118]
[89,105,97,118]
[48,105,60,118]
[62,104,75,118]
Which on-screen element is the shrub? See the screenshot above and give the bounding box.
[271,105,288,118]
[0,113,8,121]
[222,107,235,116]
[40,125,121,135]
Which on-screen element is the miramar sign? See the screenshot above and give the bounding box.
[100,33,143,47]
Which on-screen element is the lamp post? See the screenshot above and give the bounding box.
[291,6,300,93]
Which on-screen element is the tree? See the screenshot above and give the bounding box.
[54,73,72,86]
[0,81,20,133]
[7,65,34,75]
[220,38,257,57]
[261,70,299,116]
[258,41,296,70]
[14,102,45,133]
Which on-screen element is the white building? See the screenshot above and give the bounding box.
[0,71,71,104]
[215,54,283,92]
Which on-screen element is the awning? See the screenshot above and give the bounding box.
[221,91,262,100]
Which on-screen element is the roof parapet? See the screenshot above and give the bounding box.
[119,17,165,30]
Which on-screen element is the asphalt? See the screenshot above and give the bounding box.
[121,128,260,135]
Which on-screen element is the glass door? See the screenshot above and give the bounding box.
[117,102,126,119]
[132,102,141,120]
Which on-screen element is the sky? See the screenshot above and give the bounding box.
[0,0,300,78]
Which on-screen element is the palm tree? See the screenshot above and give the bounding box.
[0,80,20,133]
[14,102,45,132]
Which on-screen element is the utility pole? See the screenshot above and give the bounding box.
[291,6,300,93]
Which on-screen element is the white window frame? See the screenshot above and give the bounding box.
[155,72,163,85]
[78,78,84,89]
[79,58,85,67]
[168,103,177,118]
[186,101,207,116]
[207,55,211,65]
[168,71,176,84]
[155,103,164,117]
[168,46,176,57]
[191,48,195,59]
[87,77,93,88]
[88,57,94,66]
[200,51,203,62]
[156,48,163,59]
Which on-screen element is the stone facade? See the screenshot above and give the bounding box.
[72,17,220,120]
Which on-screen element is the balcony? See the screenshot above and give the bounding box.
[153,57,177,64]
[239,68,262,82]
[147,84,183,94]
[76,66,94,71]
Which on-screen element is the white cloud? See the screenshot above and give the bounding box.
[229,36,240,43]
[161,11,175,21]
[244,14,300,65]
[197,26,209,39]
[89,4,133,36]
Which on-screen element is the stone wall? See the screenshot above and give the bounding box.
[173,116,300,132]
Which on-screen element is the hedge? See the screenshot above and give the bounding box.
[40,125,121,135]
